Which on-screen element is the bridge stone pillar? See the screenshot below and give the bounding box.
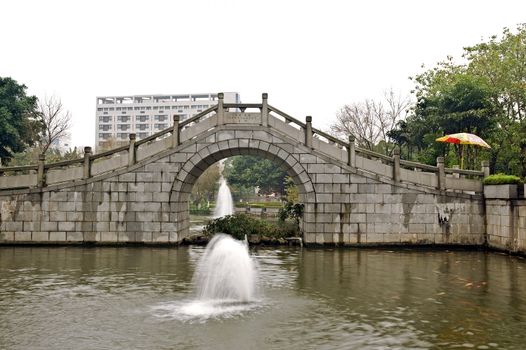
[437,156,445,191]
[482,160,490,177]
[37,154,45,187]
[172,115,180,148]
[305,116,313,148]
[348,135,355,167]
[217,92,224,125]
[393,148,401,182]
[83,146,92,179]
[128,133,136,166]
[261,93,268,127]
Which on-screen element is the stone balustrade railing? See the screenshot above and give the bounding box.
[0,93,488,194]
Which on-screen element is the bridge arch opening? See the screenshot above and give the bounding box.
[170,140,315,238]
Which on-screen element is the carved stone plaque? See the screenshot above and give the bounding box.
[224,112,261,124]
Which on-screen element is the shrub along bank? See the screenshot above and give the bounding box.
[201,214,299,244]
[483,174,522,185]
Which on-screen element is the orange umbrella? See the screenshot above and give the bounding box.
[436,132,491,169]
[435,133,491,148]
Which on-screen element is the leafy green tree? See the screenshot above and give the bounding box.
[0,77,41,165]
[396,71,495,167]
[464,24,526,175]
[278,176,304,230]
[224,156,287,196]
[190,163,221,209]
[465,24,526,123]
[283,176,299,203]
[390,24,526,174]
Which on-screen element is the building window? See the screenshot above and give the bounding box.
[117,133,129,139]
[99,125,112,131]
[138,132,149,139]
[117,116,130,122]
[99,116,112,123]
[137,124,149,130]
[154,115,168,121]
[136,115,149,122]
[117,124,130,131]
[154,123,168,130]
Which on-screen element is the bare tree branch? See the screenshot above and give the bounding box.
[37,96,72,154]
[330,89,410,154]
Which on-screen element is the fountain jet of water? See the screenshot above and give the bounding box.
[193,234,257,303]
[213,177,234,218]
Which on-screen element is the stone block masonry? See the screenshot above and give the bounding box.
[0,123,486,247]
[486,199,526,255]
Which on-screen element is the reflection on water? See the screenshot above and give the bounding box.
[0,246,525,349]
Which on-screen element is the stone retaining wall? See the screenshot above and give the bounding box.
[486,199,526,255]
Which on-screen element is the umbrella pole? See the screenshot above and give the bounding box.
[461,144,464,170]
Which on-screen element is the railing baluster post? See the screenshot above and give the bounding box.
[452,165,460,178]
[305,116,313,148]
[437,156,445,191]
[217,92,224,125]
[261,93,268,127]
[172,115,180,148]
[37,154,45,187]
[481,160,490,178]
[393,148,400,182]
[83,146,92,179]
[348,135,355,167]
[128,133,136,166]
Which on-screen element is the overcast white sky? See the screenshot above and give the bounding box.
[1,0,525,148]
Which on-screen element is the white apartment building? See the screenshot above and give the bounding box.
[95,92,240,148]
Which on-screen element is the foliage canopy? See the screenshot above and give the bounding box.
[224,156,287,196]
[388,24,526,175]
[0,77,41,164]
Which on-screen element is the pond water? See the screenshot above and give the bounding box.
[1,245,525,350]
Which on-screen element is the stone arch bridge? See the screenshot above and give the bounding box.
[0,93,488,245]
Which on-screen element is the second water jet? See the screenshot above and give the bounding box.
[213,176,234,218]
